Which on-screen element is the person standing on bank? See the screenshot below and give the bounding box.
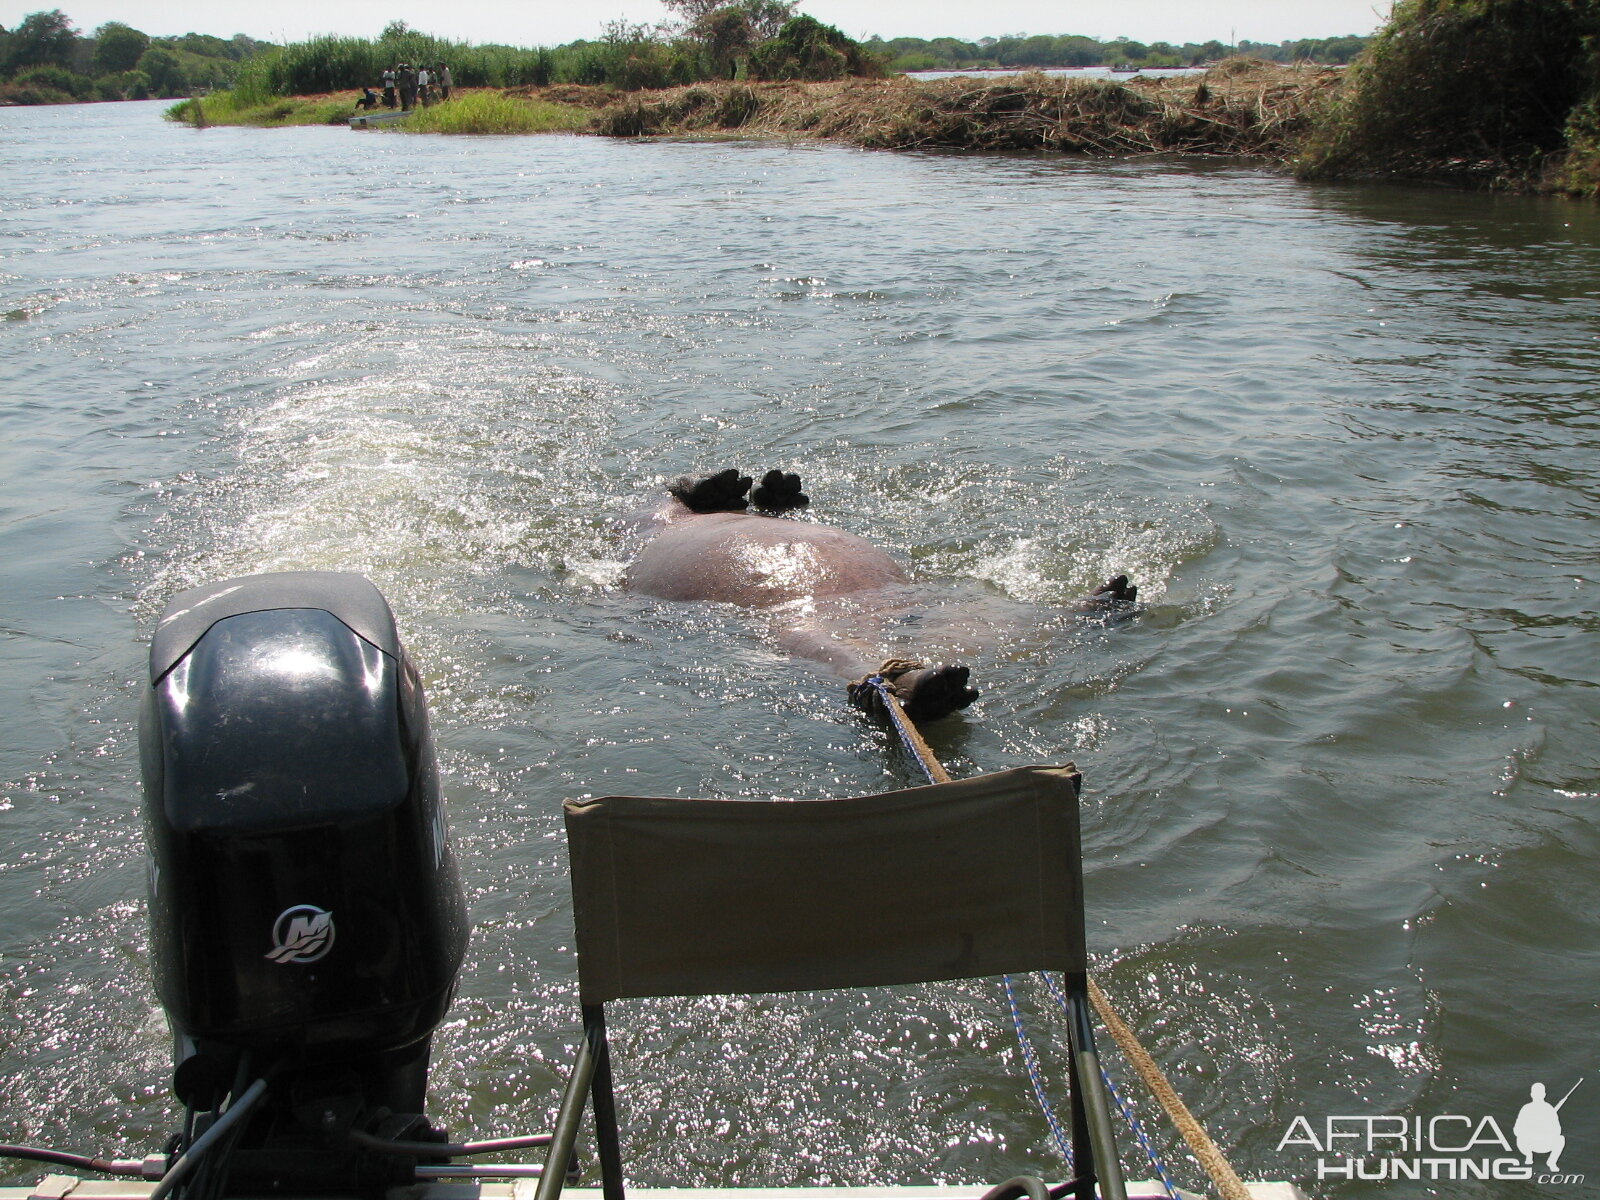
[381,65,397,109]
[437,63,452,101]
[417,63,432,107]
[397,62,416,111]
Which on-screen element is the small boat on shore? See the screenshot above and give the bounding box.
[349,110,411,128]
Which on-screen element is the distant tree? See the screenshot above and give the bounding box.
[92,22,149,74]
[664,0,795,40]
[174,32,230,58]
[5,9,79,73]
[1057,36,1101,66]
[696,6,753,79]
[136,44,187,96]
[229,33,273,61]
[747,15,880,81]
[1319,36,1368,64]
[737,0,795,41]
[380,21,410,41]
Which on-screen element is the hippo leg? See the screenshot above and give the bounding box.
[847,662,979,724]
[751,469,809,512]
[668,468,752,513]
[1092,574,1138,603]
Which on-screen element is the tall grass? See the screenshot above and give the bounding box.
[165,90,354,127]
[399,92,591,134]
[230,33,557,99]
[225,26,709,100]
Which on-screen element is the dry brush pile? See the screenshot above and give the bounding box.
[590,61,1342,159]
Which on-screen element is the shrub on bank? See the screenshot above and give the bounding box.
[747,16,884,82]
[0,65,96,103]
[1296,0,1600,186]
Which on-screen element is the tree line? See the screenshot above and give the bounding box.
[869,32,1371,72]
[0,9,271,102]
[0,2,1370,108]
[228,8,880,101]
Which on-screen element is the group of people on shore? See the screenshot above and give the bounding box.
[358,63,454,112]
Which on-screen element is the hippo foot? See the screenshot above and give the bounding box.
[752,469,809,513]
[668,468,751,513]
[1091,574,1138,604]
[849,660,979,724]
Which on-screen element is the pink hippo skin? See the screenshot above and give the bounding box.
[623,471,1137,723]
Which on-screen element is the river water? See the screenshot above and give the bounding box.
[1,99,1596,1198]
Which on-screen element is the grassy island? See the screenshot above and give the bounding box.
[157,0,1600,198]
[167,87,594,132]
[166,61,1335,157]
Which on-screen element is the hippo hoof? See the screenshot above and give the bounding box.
[669,468,751,513]
[751,469,809,513]
[849,662,978,724]
[895,664,979,722]
[1091,574,1138,604]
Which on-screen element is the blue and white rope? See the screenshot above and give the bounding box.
[864,672,1181,1197]
[1003,972,1076,1171]
[1039,972,1181,1199]
[863,673,947,784]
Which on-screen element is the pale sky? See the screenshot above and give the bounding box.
[4,1,1391,49]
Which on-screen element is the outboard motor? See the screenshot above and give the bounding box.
[140,571,469,1196]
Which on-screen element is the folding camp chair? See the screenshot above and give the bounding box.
[538,764,1127,1200]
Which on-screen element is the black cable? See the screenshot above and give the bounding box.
[0,1147,148,1177]
[979,1177,1054,1200]
[148,1079,268,1200]
[192,1096,255,1200]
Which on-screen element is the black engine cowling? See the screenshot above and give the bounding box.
[140,571,468,1148]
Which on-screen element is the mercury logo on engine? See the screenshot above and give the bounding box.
[266,904,335,964]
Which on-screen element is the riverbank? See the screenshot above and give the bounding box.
[162,61,1600,195]
[168,61,1335,157]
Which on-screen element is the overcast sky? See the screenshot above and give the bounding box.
[3,1,1391,48]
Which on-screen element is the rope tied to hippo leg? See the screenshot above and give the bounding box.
[849,660,952,784]
[855,666,1251,1200]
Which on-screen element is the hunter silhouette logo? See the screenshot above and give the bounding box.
[266,905,335,964]
[1515,1079,1581,1173]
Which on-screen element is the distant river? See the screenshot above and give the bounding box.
[2,99,1596,1198]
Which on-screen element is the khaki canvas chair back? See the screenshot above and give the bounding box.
[538,765,1126,1200]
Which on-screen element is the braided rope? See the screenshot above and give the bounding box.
[1086,977,1253,1200]
[1003,972,1076,1171]
[857,665,951,785]
[857,669,1246,1200]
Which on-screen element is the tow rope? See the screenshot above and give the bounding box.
[858,666,1252,1200]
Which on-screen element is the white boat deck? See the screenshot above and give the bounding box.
[7,1177,1310,1200]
